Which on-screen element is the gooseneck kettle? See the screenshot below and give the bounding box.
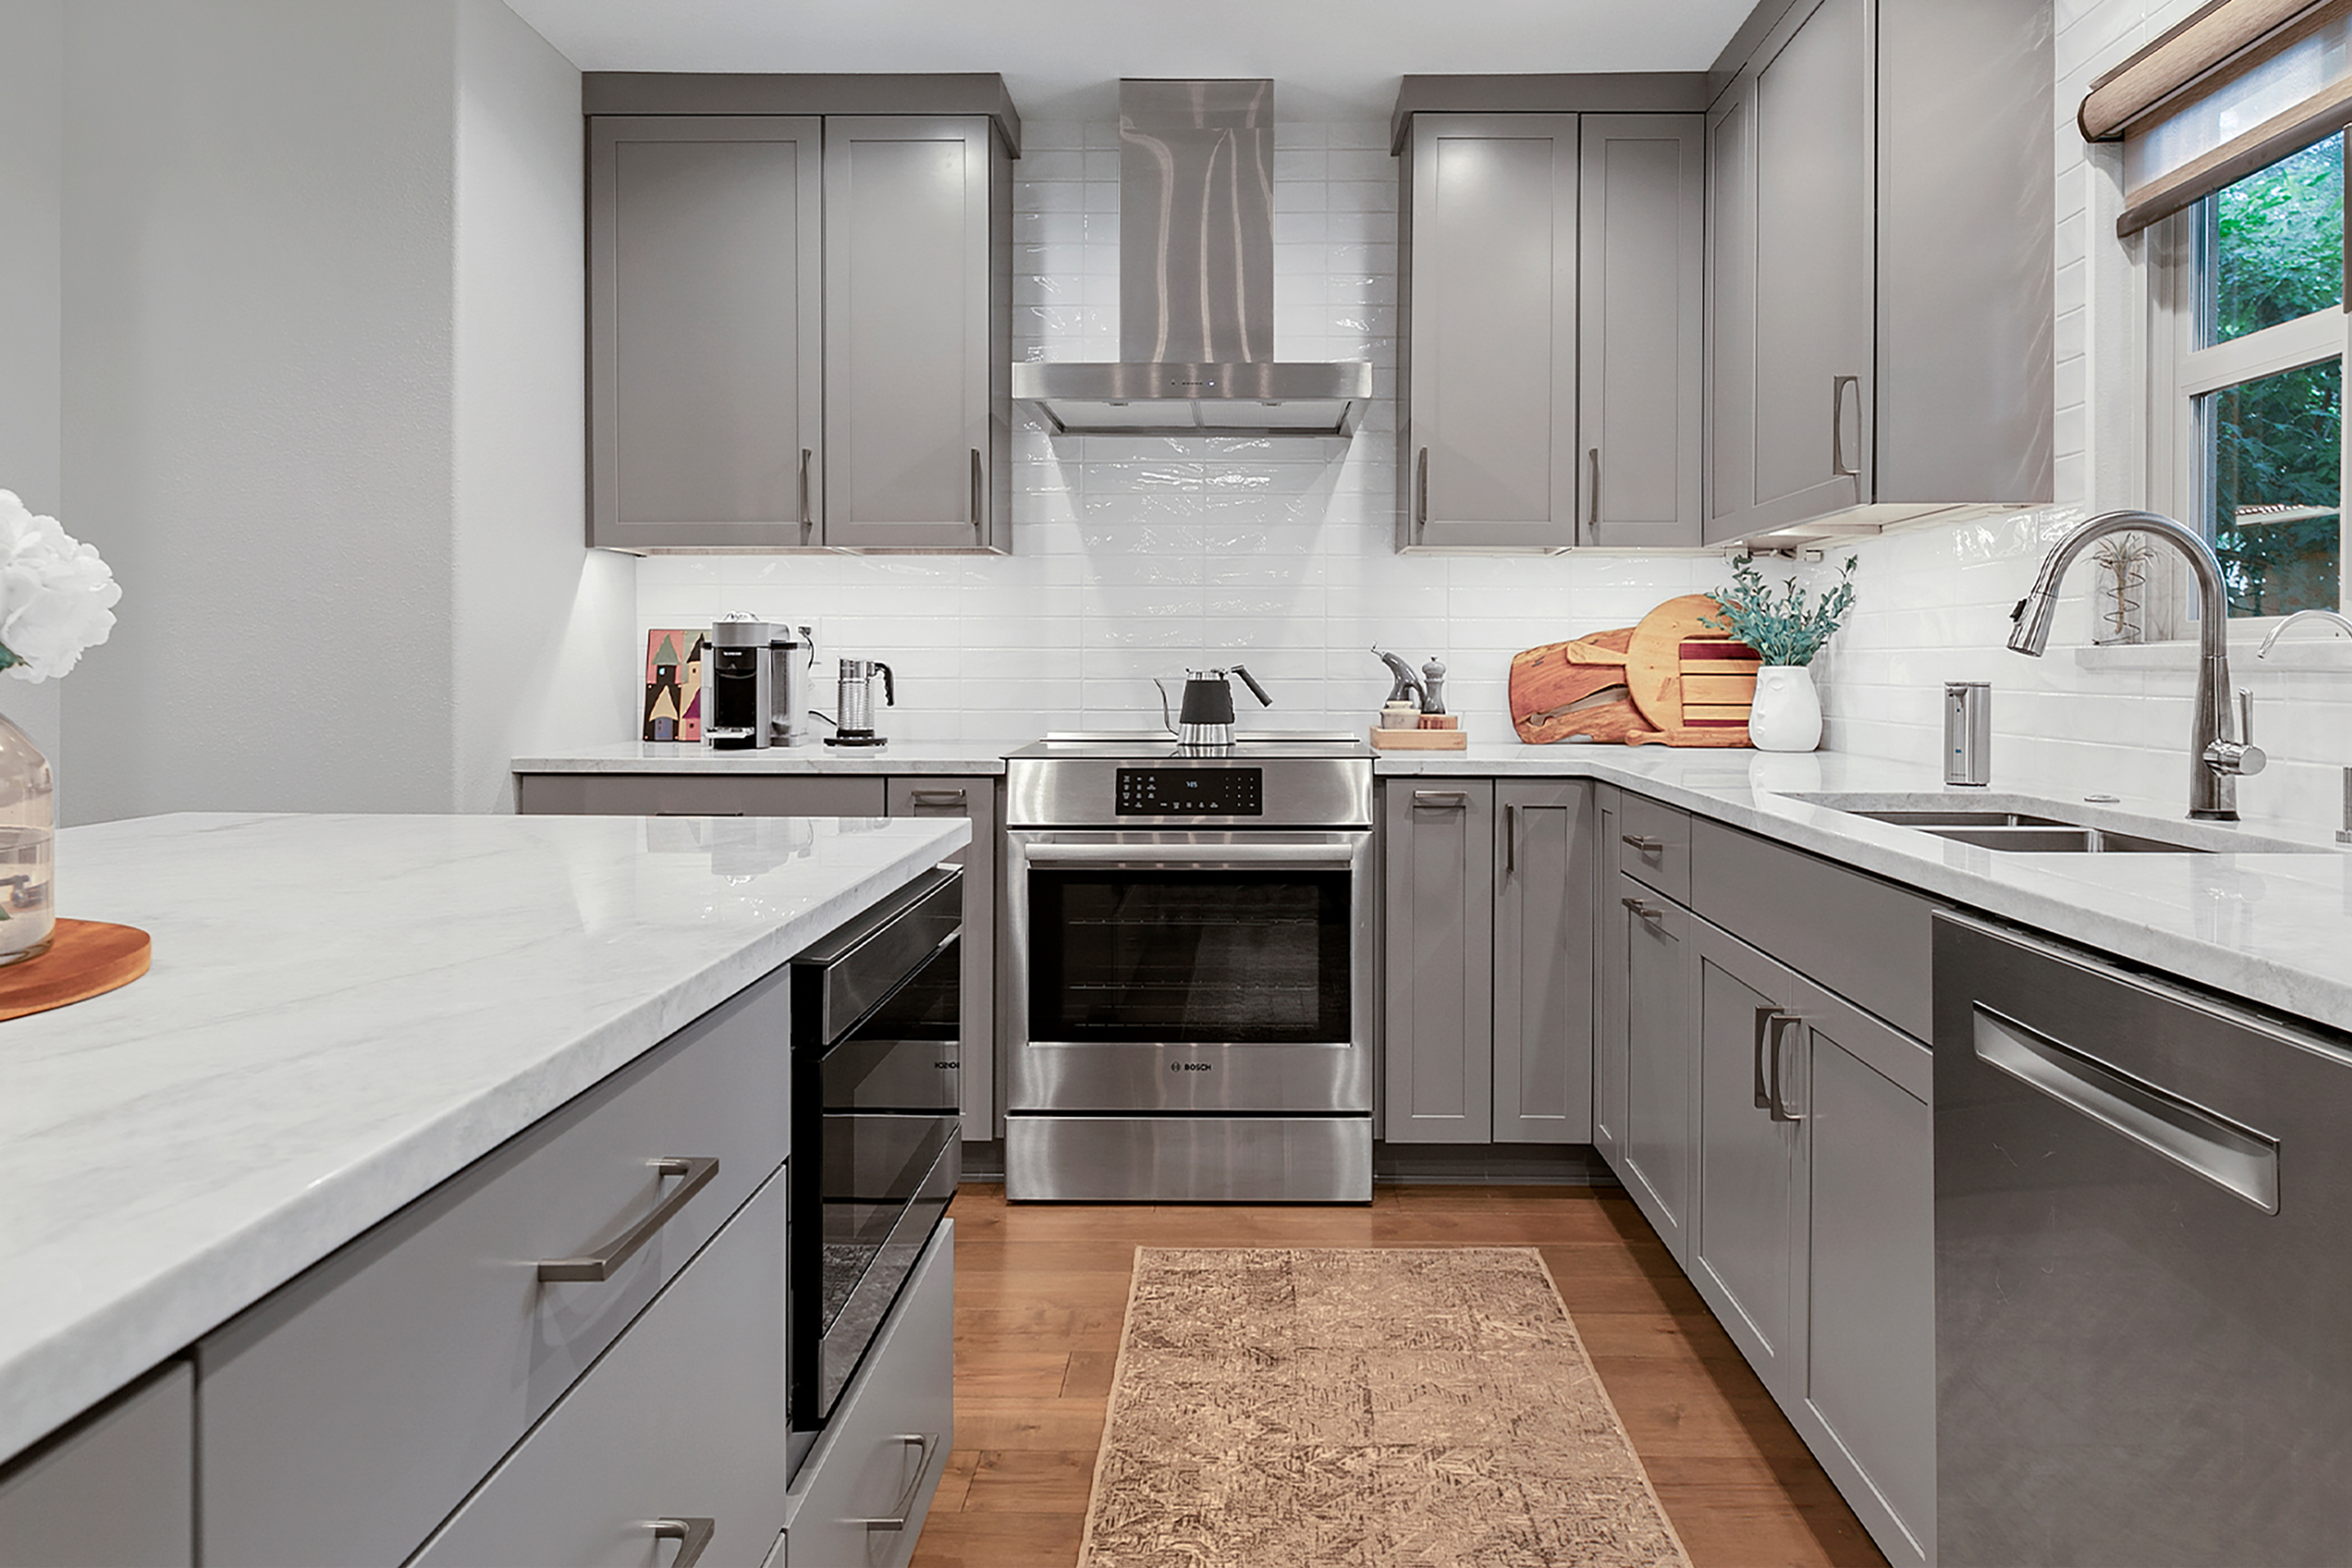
[1154,665,1271,748]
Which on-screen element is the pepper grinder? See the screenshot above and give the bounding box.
[1419,657,1448,715]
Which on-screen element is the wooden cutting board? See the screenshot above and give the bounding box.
[1509,627,1639,744]
[1511,597,1759,747]
[1624,594,1755,748]
[0,919,151,1021]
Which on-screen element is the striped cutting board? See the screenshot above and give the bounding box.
[1678,637,1763,733]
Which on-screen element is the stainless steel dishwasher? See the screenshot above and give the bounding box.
[1935,911,2352,1567]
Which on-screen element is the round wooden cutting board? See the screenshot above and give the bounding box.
[0,919,152,1021]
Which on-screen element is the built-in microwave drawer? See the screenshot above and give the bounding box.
[785,1220,955,1568]
[410,1166,788,1568]
[197,969,792,1568]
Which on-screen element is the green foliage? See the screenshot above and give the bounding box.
[1702,555,1859,667]
[2206,136,2346,617]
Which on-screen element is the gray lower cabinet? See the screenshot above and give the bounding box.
[0,1363,192,1568]
[515,772,889,818]
[887,778,999,1137]
[824,117,1010,552]
[1615,870,1696,1261]
[1589,786,1627,1166]
[589,116,823,551]
[1493,781,1593,1143]
[1382,780,1495,1142]
[409,1166,789,1568]
[784,1221,955,1568]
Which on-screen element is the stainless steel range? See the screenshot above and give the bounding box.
[1003,733,1375,1202]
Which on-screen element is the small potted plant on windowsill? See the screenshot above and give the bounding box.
[1703,554,1858,753]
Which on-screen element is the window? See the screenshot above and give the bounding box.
[2158,130,2349,620]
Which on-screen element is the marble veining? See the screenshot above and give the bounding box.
[513,740,1021,775]
[0,810,966,1464]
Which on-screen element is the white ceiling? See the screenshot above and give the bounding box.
[502,0,1757,121]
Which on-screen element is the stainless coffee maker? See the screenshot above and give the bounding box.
[827,659,894,748]
[707,616,817,750]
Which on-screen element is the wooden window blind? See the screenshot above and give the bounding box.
[2082,0,2352,234]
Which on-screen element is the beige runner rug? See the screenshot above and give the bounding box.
[1078,1247,1692,1568]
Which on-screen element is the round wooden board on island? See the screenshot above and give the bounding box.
[0,919,152,1021]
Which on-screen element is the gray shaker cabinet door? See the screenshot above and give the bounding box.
[1617,871,1694,1262]
[1493,781,1592,1144]
[1706,0,1874,542]
[1690,919,1805,1401]
[1589,787,1627,1166]
[1398,115,1578,551]
[1382,780,1495,1143]
[824,116,1007,552]
[888,776,999,1138]
[1577,116,1703,550]
[590,116,822,551]
[0,1363,191,1568]
[1799,979,1935,1566]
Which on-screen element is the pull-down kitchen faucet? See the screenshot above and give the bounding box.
[2008,510,2265,820]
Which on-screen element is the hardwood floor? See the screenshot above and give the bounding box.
[909,1183,1888,1568]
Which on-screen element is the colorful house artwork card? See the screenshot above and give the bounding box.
[644,629,708,742]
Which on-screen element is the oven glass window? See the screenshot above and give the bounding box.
[1029,869,1350,1044]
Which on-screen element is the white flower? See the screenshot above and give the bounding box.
[0,491,121,682]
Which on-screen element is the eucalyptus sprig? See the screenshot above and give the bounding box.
[1702,554,1859,667]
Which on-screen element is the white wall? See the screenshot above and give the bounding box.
[58,0,626,823]
[453,0,636,811]
[637,117,1728,741]
[1820,0,2352,838]
[0,0,68,775]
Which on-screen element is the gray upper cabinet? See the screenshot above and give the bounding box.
[1397,114,1579,552]
[824,116,1011,552]
[1492,781,1592,1143]
[590,117,823,552]
[1383,780,1495,1143]
[1704,0,2051,544]
[1577,115,1704,550]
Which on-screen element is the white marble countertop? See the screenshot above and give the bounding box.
[1383,743,2352,1036]
[514,740,1021,775]
[0,809,967,1465]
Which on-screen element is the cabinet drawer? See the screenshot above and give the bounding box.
[1616,794,1690,902]
[785,1220,954,1568]
[0,1363,192,1568]
[1690,816,1935,1040]
[199,969,792,1568]
[411,1166,788,1568]
[517,773,889,817]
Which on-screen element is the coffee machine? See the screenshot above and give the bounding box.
[706,617,818,750]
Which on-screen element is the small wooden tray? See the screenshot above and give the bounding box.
[1370,726,1470,751]
[0,919,152,1021]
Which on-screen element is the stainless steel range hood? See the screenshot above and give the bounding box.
[1011,79,1373,439]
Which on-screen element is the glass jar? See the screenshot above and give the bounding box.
[0,710,55,965]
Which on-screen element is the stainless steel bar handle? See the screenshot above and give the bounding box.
[1620,895,1663,924]
[1620,833,1663,854]
[1751,1006,1781,1110]
[850,1435,941,1531]
[535,1156,719,1282]
[1412,790,1469,808]
[968,448,986,539]
[1503,803,1519,875]
[1024,841,1360,869]
[1587,447,1600,544]
[1766,1013,1806,1123]
[1414,447,1430,539]
[798,449,813,542]
[1831,374,1861,479]
[651,1517,714,1568]
[907,788,969,808]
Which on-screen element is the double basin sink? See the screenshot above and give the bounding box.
[1785,795,2326,856]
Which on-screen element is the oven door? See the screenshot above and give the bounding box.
[1005,830,1374,1114]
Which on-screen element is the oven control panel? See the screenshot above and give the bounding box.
[1115,767,1263,815]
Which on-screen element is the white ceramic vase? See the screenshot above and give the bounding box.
[1747,665,1823,753]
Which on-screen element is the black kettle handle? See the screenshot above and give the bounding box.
[875,662,895,707]
[1231,664,1272,707]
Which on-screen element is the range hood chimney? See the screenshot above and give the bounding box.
[1010,79,1374,439]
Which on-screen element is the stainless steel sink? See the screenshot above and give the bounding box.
[1843,808,2211,854]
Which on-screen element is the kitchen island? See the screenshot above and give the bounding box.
[0,809,966,1486]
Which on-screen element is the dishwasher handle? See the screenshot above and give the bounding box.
[1973,1004,2280,1213]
